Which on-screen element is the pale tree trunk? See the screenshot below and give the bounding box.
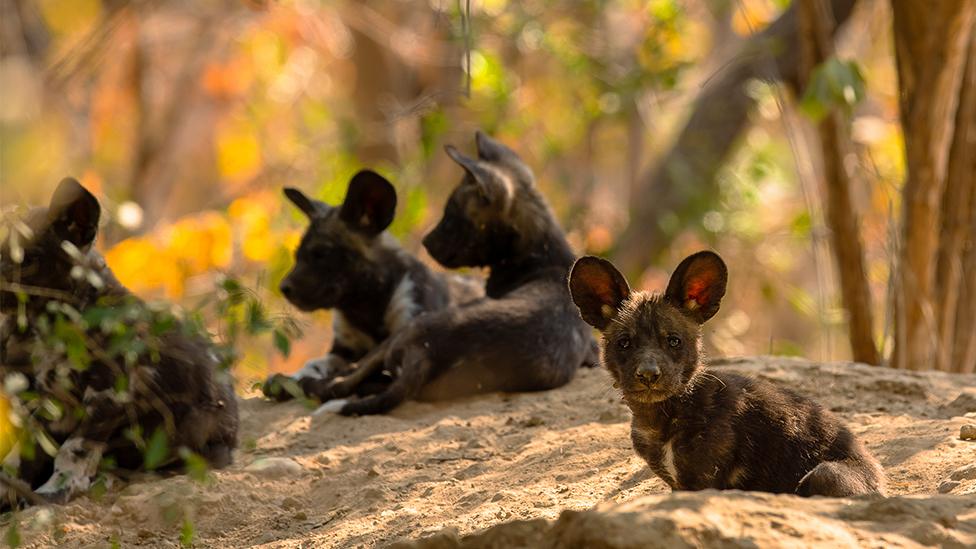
[891,1,976,371]
[797,0,880,365]
[937,35,976,374]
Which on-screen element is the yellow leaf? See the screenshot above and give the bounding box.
[38,0,101,36]
[216,120,262,184]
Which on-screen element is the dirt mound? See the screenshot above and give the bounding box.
[393,492,976,548]
[7,357,976,548]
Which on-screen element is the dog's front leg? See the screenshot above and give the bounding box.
[304,340,391,402]
[263,354,353,401]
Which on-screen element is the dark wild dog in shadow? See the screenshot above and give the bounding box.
[262,170,482,403]
[316,132,598,416]
[568,251,886,497]
[0,178,238,506]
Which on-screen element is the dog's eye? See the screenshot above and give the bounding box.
[617,336,631,350]
[668,335,681,348]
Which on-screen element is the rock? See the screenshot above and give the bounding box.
[949,463,976,481]
[960,424,976,440]
[244,457,303,476]
[940,389,976,418]
[938,480,960,493]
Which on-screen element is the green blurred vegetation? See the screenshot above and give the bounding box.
[0,0,907,382]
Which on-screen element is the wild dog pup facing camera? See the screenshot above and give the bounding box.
[0,178,238,506]
[568,251,886,497]
[262,170,482,403]
[319,132,599,416]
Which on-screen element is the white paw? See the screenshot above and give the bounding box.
[293,356,338,381]
[312,399,349,416]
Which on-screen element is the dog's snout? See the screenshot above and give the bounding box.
[636,363,662,385]
[279,279,294,298]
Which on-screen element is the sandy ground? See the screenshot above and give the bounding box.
[7,356,976,548]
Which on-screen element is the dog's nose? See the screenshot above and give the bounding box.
[636,363,661,385]
[279,279,294,298]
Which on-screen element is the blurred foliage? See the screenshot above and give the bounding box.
[0,0,908,373]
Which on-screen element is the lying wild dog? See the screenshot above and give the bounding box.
[0,178,238,505]
[316,132,599,416]
[261,170,482,403]
[568,251,886,496]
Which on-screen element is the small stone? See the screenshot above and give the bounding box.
[293,511,307,521]
[960,424,976,440]
[939,480,960,494]
[367,467,380,477]
[280,496,301,510]
[491,493,505,502]
[245,457,303,476]
[522,416,545,427]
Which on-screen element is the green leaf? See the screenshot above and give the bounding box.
[800,58,866,122]
[180,517,195,548]
[245,301,271,334]
[143,428,170,471]
[179,448,211,484]
[5,518,20,549]
[272,329,291,358]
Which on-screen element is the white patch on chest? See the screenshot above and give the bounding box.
[660,439,678,484]
[384,274,418,332]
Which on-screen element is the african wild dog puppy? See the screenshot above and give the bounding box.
[261,170,482,403]
[315,132,599,416]
[568,251,886,496]
[0,178,238,505]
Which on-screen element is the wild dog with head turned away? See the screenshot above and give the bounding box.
[315,132,599,416]
[568,251,886,496]
[0,178,239,506]
[261,170,482,403]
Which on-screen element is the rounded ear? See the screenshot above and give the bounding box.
[664,251,728,324]
[569,256,631,331]
[47,177,100,248]
[283,187,329,219]
[339,170,397,236]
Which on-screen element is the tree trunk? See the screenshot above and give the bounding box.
[613,0,858,276]
[937,34,976,374]
[797,0,880,365]
[890,1,976,371]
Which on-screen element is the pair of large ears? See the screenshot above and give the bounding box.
[444,131,528,203]
[283,170,397,237]
[47,177,101,248]
[569,251,728,330]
